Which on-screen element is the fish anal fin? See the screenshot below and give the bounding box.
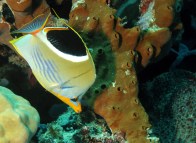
[55,93,82,113]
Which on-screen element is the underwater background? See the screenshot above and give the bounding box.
[0,0,195,143]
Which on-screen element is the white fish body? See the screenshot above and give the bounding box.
[10,13,96,113]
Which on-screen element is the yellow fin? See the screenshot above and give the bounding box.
[11,12,51,34]
[54,92,82,113]
[43,27,69,33]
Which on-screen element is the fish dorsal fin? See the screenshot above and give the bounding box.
[11,12,51,34]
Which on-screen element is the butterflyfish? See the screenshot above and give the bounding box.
[9,12,96,113]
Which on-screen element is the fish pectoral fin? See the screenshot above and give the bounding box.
[55,93,82,113]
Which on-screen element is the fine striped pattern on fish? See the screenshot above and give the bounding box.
[10,12,96,113]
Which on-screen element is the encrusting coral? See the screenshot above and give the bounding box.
[0,0,50,51]
[0,86,40,143]
[139,70,196,143]
[5,0,50,28]
[0,0,182,142]
[68,0,182,142]
[37,106,127,143]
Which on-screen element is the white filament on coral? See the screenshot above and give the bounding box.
[136,0,156,30]
[16,0,27,4]
[71,0,85,11]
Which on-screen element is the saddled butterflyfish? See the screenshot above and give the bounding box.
[9,12,96,113]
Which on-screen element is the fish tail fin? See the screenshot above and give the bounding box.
[11,12,51,34]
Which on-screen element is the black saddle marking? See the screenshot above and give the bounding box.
[47,29,87,56]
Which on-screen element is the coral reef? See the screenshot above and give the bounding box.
[0,0,184,142]
[135,0,182,68]
[0,23,13,49]
[139,70,196,143]
[68,0,181,142]
[0,0,50,51]
[37,107,126,143]
[68,0,149,142]
[0,86,40,143]
[6,0,50,28]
